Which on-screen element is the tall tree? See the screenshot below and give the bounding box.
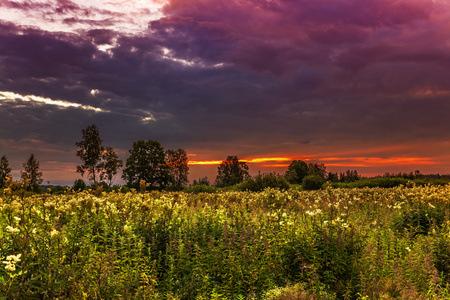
[285,160,309,184]
[122,140,170,189]
[75,124,104,186]
[166,148,189,190]
[0,155,12,187]
[307,163,327,180]
[21,154,43,190]
[102,146,123,187]
[215,156,249,187]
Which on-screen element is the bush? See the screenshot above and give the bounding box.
[302,175,325,190]
[120,186,131,193]
[50,185,66,194]
[73,179,86,192]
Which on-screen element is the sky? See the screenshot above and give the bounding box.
[1,0,450,185]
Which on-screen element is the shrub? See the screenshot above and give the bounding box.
[50,185,66,194]
[120,185,131,193]
[73,179,86,192]
[302,175,325,190]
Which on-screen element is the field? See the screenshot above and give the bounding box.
[1,180,450,299]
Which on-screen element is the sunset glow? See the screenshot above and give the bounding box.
[188,156,436,168]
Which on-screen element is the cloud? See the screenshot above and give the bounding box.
[1,0,450,184]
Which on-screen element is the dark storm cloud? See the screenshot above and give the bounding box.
[1,0,450,184]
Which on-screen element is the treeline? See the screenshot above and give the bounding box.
[1,124,450,193]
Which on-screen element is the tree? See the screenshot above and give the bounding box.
[122,140,170,189]
[215,156,249,187]
[307,163,327,180]
[0,155,12,187]
[75,124,104,186]
[241,172,290,192]
[21,153,43,190]
[73,179,86,192]
[193,176,210,186]
[302,174,325,190]
[339,170,360,183]
[166,148,189,190]
[285,160,309,184]
[102,146,123,187]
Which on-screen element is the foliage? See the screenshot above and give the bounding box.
[307,163,327,180]
[75,124,104,185]
[2,180,450,299]
[122,140,170,190]
[102,146,123,187]
[166,148,189,191]
[183,184,219,193]
[285,161,327,185]
[21,153,43,191]
[215,156,250,187]
[73,179,86,192]
[302,175,325,190]
[0,155,11,188]
[285,160,309,184]
[338,170,361,183]
[192,176,210,186]
[240,172,290,192]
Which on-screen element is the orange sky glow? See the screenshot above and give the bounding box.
[188,156,436,167]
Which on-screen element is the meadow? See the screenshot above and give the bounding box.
[1,178,450,299]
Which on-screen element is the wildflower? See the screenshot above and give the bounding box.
[3,254,21,272]
[6,254,21,262]
[4,262,15,272]
[13,216,21,222]
[6,226,19,234]
[405,246,411,252]
[50,229,59,237]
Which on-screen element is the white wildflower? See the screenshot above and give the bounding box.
[6,226,19,234]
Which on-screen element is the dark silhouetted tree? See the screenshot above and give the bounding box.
[302,174,325,190]
[307,163,327,180]
[285,160,309,184]
[21,153,43,190]
[102,146,123,187]
[339,170,361,183]
[241,172,290,192]
[73,179,86,192]
[75,124,104,186]
[327,172,339,182]
[0,155,12,187]
[215,156,249,187]
[193,176,210,186]
[122,140,170,189]
[166,148,189,190]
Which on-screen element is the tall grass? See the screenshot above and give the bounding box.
[1,178,450,299]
